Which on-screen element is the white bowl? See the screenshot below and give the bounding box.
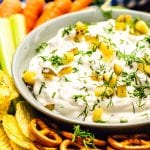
[12,7,150,130]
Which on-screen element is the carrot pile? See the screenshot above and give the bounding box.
[0,0,22,17]
[71,0,93,12]
[0,0,94,33]
[23,0,45,32]
[35,0,72,27]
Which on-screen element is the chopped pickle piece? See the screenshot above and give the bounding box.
[115,22,126,31]
[45,104,55,110]
[69,47,79,55]
[114,64,123,76]
[103,73,117,87]
[90,72,103,82]
[138,63,150,75]
[22,71,36,85]
[117,14,132,22]
[116,85,127,98]
[94,86,114,97]
[138,63,145,72]
[75,21,88,35]
[144,64,150,75]
[92,107,103,122]
[116,14,132,31]
[63,51,74,64]
[58,66,73,77]
[135,20,149,34]
[42,67,56,79]
[85,35,99,45]
[99,42,114,61]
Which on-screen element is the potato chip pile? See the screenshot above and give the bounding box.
[0,70,19,120]
[1,101,36,149]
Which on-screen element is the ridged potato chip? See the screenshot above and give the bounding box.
[0,85,11,120]
[0,123,12,150]
[0,70,19,121]
[0,70,19,100]
[15,101,37,138]
[10,140,27,150]
[2,114,31,149]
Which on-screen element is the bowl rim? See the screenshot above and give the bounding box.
[12,7,150,129]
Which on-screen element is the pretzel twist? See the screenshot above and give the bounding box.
[29,118,62,147]
[106,146,115,150]
[60,139,84,150]
[30,142,57,150]
[61,131,106,147]
[108,134,150,150]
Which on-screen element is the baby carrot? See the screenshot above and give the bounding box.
[70,0,93,12]
[44,1,55,11]
[53,0,72,14]
[23,0,45,32]
[35,0,72,27]
[35,2,55,27]
[0,0,22,17]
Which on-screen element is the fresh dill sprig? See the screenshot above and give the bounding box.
[49,55,64,68]
[132,84,150,99]
[121,71,137,86]
[99,63,106,72]
[116,51,142,67]
[39,55,48,61]
[144,35,150,46]
[62,26,73,37]
[107,97,113,108]
[72,125,95,148]
[90,98,100,111]
[35,42,48,53]
[78,49,96,57]
[73,67,79,73]
[103,22,114,34]
[39,82,46,94]
[72,94,89,120]
[78,104,89,121]
[143,53,150,65]
[72,94,86,102]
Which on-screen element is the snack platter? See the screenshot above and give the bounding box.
[0,0,150,149]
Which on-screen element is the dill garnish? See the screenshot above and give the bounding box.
[116,51,142,67]
[72,94,89,120]
[107,97,113,108]
[35,42,48,53]
[39,82,46,94]
[121,71,137,86]
[72,125,95,148]
[131,84,150,101]
[49,55,64,68]
[62,26,73,37]
[51,92,56,98]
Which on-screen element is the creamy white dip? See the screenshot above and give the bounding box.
[28,19,150,124]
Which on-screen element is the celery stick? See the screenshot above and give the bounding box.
[0,18,15,75]
[100,0,112,19]
[9,14,26,48]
